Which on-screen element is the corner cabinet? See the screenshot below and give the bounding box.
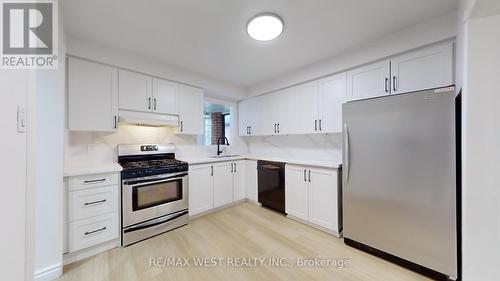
[178,84,204,135]
[68,57,118,132]
[285,164,341,236]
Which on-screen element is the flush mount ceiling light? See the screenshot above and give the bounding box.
[247,13,284,41]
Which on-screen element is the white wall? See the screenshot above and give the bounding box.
[462,8,500,281]
[66,36,245,101]
[247,11,458,97]
[34,4,66,280]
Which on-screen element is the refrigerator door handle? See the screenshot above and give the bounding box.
[343,123,350,186]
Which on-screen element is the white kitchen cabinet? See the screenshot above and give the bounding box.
[178,84,204,135]
[65,172,120,253]
[347,60,390,101]
[118,69,153,112]
[317,73,347,133]
[285,164,341,236]
[288,81,318,135]
[152,78,179,114]
[233,161,246,201]
[390,42,453,95]
[188,164,214,216]
[213,162,234,208]
[285,166,309,221]
[245,160,258,202]
[68,57,118,132]
[308,168,339,233]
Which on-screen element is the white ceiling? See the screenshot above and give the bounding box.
[62,0,457,89]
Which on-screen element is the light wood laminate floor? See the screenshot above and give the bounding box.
[58,202,430,281]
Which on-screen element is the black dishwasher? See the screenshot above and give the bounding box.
[257,160,285,214]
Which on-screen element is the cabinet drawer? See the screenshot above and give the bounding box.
[69,212,119,252]
[69,185,118,222]
[68,172,119,191]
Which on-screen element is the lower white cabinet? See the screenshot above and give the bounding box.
[285,164,341,236]
[188,164,214,216]
[213,162,234,208]
[188,160,247,216]
[65,172,120,253]
[245,160,258,202]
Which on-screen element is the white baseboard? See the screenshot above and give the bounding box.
[63,239,120,265]
[34,263,62,281]
[286,214,341,238]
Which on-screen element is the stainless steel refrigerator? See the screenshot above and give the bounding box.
[342,87,458,280]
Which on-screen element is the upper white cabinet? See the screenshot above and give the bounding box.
[347,42,453,101]
[318,73,347,133]
[68,57,118,132]
[118,70,152,112]
[152,78,179,114]
[288,81,319,135]
[390,43,453,95]
[347,60,390,101]
[178,84,204,135]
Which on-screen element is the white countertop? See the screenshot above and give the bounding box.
[64,163,123,177]
[178,155,341,169]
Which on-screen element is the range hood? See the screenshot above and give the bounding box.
[118,110,179,127]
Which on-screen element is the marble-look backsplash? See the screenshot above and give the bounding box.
[64,124,246,166]
[245,133,343,163]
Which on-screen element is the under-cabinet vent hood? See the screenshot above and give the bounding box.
[118,110,179,127]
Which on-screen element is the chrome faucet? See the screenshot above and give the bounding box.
[217,137,229,156]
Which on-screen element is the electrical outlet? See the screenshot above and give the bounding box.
[87,143,96,153]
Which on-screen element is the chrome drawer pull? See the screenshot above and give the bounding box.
[83,178,106,184]
[84,199,106,206]
[84,226,107,236]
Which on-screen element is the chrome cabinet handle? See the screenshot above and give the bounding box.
[84,226,107,236]
[83,178,106,184]
[153,98,157,110]
[319,120,322,131]
[148,97,151,110]
[304,170,307,182]
[343,123,350,186]
[234,163,236,173]
[385,78,389,93]
[315,120,318,131]
[393,76,397,92]
[180,121,183,132]
[274,124,277,133]
[84,199,106,206]
[308,170,311,182]
[114,115,117,129]
[211,166,213,176]
[277,123,280,133]
[231,163,234,173]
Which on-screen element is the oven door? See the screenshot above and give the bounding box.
[122,172,188,227]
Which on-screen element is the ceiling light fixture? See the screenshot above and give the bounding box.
[247,13,284,41]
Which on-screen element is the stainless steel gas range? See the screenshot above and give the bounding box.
[118,144,189,246]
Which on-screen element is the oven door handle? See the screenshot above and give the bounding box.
[123,172,188,186]
[123,209,188,233]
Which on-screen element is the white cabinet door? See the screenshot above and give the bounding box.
[178,84,204,135]
[245,160,258,202]
[118,69,152,112]
[288,81,318,135]
[152,78,179,114]
[391,43,453,95]
[308,168,339,233]
[318,72,347,133]
[68,57,118,131]
[347,60,390,101]
[188,164,213,216]
[213,162,234,208]
[239,99,256,136]
[258,92,280,136]
[233,161,246,201]
[285,165,309,221]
